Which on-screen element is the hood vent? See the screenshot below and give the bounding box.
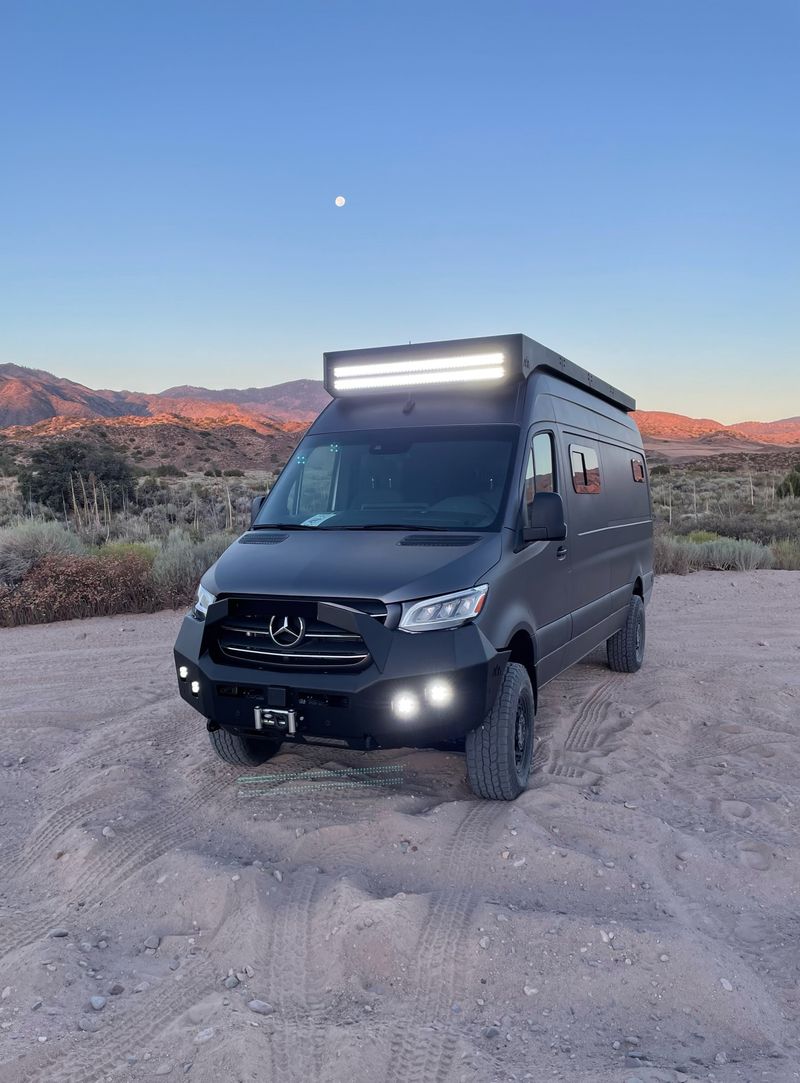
[239,533,289,545]
[398,534,481,547]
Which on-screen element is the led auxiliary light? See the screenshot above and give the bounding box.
[332,352,506,392]
[178,665,189,680]
[392,690,420,720]
[425,679,454,707]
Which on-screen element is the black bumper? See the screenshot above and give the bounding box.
[173,599,508,749]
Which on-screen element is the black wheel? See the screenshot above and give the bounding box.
[465,662,535,800]
[607,594,645,673]
[208,727,282,767]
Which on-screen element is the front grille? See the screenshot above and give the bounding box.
[213,596,387,672]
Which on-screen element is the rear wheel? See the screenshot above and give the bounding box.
[465,662,534,800]
[607,594,645,673]
[208,727,282,767]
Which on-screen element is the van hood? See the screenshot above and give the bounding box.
[204,530,503,604]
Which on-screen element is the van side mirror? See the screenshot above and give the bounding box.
[522,491,567,543]
[250,495,266,528]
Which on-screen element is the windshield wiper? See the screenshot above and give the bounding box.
[252,522,319,530]
[352,524,455,531]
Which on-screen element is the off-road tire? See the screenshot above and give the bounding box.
[208,727,282,767]
[607,593,645,673]
[465,662,535,800]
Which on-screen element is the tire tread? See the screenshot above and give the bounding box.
[208,728,281,766]
[465,663,534,801]
[607,594,645,673]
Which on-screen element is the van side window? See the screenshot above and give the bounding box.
[631,456,646,483]
[570,445,601,494]
[523,432,556,524]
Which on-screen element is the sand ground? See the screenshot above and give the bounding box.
[0,571,799,1083]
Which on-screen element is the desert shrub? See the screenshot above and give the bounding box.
[695,538,774,571]
[0,486,24,525]
[655,532,775,574]
[0,521,86,588]
[96,541,157,565]
[223,469,244,477]
[654,533,692,575]
[684,530,720,543]
[776,465,800,499]
[151,528,234,607]
[17,440,135,513]
[152,464,186,478]
[0,552,157,626]
[771,538,800,570]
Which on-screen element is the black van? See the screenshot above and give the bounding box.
[174,334,653,800]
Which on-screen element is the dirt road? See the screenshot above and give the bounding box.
[1,572,799,1082]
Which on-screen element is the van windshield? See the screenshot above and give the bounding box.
[254,426,519,531]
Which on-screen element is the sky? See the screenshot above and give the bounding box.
[1,0,798,423]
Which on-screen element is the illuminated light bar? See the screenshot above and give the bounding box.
[322,335,637,410]
[334,363,505,392]
[333,352,504,379]
[323,334,528,398]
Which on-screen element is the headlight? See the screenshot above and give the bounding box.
[193,584,216,620]
[399,585,488,633]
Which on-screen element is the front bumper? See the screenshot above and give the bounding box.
[173,598,508,749]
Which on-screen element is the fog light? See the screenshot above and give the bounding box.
[392,690,420,719]
[190,680,200,695]
[426,679,453,707]
[179,666,189,680]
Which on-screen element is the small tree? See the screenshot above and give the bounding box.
[17,440,135,515]
[776,464,800,499]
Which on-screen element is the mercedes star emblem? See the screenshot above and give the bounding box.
[267,615,306,647]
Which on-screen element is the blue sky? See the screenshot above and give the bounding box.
[1,0,797,422]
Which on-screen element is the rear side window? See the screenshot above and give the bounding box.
[570,445,601,494]
[631,456,646,483]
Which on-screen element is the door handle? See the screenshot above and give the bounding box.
[556,546,568,561]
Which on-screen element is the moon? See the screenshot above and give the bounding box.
[334,195,346,207]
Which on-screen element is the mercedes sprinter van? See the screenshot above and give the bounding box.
[174,334,654,800]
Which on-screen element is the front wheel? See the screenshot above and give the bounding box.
[607,593,645,673]
[465,662,535,800]
[208,727,282,767]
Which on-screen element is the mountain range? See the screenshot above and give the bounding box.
[0,363,798,470]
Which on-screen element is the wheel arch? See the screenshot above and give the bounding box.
[504,627,538,710]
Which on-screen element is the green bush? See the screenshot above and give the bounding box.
[17,440,135,513]
[776,465,800,499]
[152,464,186,478]
[655,531,775,575]
[151,528,234,607]
[654,533,692,575]
[771,538,800,570]
[697,538,774,571]
[684,530,721,543]
[0,520,86,587]
[96,540,157,565]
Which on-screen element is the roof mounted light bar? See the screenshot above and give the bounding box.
[332,352,506,392]
[323,334,635,411]
[324,335,521,397]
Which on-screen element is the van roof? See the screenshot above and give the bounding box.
[323,333,635,413]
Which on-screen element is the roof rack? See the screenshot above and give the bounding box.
[323,334,635,412]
